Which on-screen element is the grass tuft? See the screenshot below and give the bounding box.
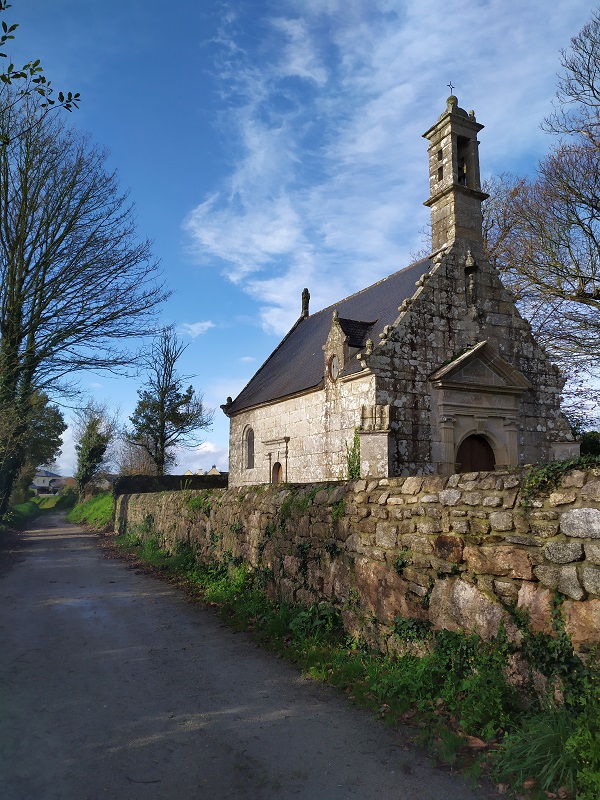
[67,492,113,528]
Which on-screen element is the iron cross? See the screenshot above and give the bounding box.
[447,80,455,94]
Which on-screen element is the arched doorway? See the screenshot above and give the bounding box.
[456,434,495,472]
[271,461,283,484]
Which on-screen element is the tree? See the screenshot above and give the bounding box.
[74,401,118,495]
[117,437,157,477]
[481,9,600,426]
[127,328,214,475]
[7,391,65,504]
[0,2,80,147]
[0,90,168,519]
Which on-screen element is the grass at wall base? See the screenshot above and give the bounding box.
[1,490,77,531]
[104,523,600,800]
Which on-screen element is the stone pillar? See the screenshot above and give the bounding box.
[358,430,391,478]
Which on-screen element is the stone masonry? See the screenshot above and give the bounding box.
[223,96,576,487]
[115,466,600,652]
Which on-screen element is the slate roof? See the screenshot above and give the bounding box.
[224,258,432,415]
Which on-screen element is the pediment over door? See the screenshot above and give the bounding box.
[429,341,530,393]
[429,342,529,475]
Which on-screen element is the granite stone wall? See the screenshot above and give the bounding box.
[114,467,600,652]
[228,373,376,486]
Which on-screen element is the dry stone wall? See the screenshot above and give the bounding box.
[114,467,600,652]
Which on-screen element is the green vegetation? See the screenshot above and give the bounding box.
[1,491,76,530]
[67,492,113,529]
[345,428,361,480]
[393,547,412,576]
[581,431,600,456]
[186,490,213,515]
[331,498,345,521]
[110,530,600,798]
[520,454,600,507]
[126,327,213,475]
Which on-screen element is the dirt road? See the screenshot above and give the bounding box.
[0,513,494,799]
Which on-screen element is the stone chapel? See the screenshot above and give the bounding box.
[222,96,578,486]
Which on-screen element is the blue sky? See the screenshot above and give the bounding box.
[7,0,594,475]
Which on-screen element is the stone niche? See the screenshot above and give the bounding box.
[429,341,530,475]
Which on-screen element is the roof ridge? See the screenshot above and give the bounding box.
[316,257,431,318]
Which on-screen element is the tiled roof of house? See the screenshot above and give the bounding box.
[224,258,431,415]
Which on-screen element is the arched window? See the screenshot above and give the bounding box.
[245,428,254,470]
[456,435,495,473]
[271,461,283,484]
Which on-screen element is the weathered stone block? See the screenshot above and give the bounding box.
[483,496,502,507]
[420,493,439,503]
[451,519,470,535]
[585,541,600,565]
[433,534,463,563]
[529,522,560,538]
[548,490,577,507]
[564,598,600,646]
[416,519,442,535]
[386,496,404,505]
[531,510,559,520]
[516,582,554,634]
[582,566,600,596]
[560,508,600,538]
[375,522,398,549]
[428,577,514,641]
[402,477,424,494]
[422,476,447,492]
[559,470,586,488]
[439,488,462,506]
[469,518,491,536]
[493,578,519,601]
[489,511,514,531]
[464,545,533,579]
[581,480,600,502]
[400,534,434,554]
[543,540,583,564]
[502,489,519,509]
[370,507,389,519]
[463,492,483,506]
[283,555,300,577]
[534,564,584,600]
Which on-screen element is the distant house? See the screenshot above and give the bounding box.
[222,96,578,486]
[184,466,223,476]
[31,469,64,496]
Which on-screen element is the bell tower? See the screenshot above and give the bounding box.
[423,96,488,254]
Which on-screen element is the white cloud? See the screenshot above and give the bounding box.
[179,320,215,338]
[240,356,256,362]
[185,0,593,336]
[55,425,76,477]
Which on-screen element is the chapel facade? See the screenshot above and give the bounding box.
[222,96,578,486]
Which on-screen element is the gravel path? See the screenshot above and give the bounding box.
[0,513,496,800]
